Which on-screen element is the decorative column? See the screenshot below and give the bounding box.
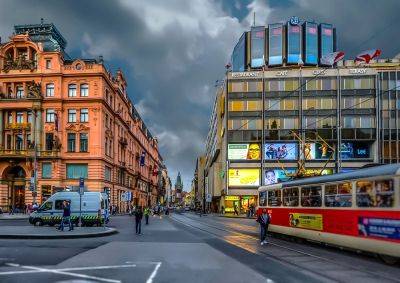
[0,110,3,149]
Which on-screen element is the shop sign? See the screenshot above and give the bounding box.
[312,69,327,76]
[349,69,367,74]
[225,196,240,201]
[228,168,260,187]
[228,143,260,160]
[276,70,288,77]
[231,72,260,78]
[289,213,323,231]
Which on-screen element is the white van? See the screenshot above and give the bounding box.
[29,191,110,226]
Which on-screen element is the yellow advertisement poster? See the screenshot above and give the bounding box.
[289,213,323,231]
[228,169,260,187]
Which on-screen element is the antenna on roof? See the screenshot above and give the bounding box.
[253,12,256,27]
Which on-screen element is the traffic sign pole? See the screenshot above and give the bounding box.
[79,177,84,227]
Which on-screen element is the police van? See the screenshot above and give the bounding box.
[29,191,110,226]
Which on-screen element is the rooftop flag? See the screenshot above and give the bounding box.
[320,51,345,66]
[355,49,381,64]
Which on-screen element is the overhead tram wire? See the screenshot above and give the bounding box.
[230,18,398,132]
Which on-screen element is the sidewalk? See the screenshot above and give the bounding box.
[0,226,118,239]
[0,213,29,220]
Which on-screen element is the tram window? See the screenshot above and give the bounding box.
[268,190,282,206]
[357,180,394,207]
[283,187,299,206]
[325,183,352,207]
[375,180,394,207]
[301,186,322,207]
[356,181,374,207]
[259,191,267,206]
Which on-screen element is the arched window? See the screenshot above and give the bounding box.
[68,84,77,97]
[80,83,89,97]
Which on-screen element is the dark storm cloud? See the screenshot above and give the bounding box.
[0,0,399,189]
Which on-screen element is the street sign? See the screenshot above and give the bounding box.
[206,193,212,203]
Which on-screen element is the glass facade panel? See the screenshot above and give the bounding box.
[268,24,283,65]
[250,26,265,68]
[287,23,302,64]
[232,33,246,72]
[319,23,334,63]
[303,22,318,65]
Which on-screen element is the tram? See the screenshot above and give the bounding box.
[257,164,400,262]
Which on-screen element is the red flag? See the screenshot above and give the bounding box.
[355,49,381,64]
[320,51,345,66]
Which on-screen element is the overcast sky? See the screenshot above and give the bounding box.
[1,0,399,190]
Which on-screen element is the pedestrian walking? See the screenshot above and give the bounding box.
[256,208,271,245]
[144,207,150,225]
[58,201,73,231]
[134,207,143,235]
[234,205,239,216]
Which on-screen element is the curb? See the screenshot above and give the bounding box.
[0,228,118,239]
[0,217,29,221]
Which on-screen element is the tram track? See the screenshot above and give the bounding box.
[171,213,400,283]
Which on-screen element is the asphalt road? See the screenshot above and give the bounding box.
[0,213,398,283]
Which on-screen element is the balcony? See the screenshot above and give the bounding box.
[39,150,60,158]
[0,149,59,159]
[5,123,31,130]
[0,149,33,158]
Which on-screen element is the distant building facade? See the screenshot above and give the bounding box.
[0,23,166,212]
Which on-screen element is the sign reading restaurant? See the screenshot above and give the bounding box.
[231,72,261,78]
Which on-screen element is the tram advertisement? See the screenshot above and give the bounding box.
[358,217,400,241]
[289,213,323,231]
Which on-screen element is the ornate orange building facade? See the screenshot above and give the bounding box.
[0,23,165,212]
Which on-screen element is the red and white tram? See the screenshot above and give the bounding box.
[257,164,400,262]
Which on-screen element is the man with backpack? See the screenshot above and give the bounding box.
[256,208,271,245]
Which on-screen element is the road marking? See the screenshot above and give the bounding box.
[146,262,162,283]
[6,264,121,283]
[0,263,141,283]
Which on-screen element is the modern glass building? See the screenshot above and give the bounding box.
[231,18,336,71]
